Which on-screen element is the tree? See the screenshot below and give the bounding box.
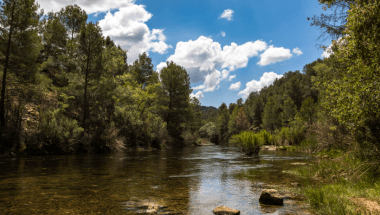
[262,96,282,131]
[235,107,250,132]
[299,97,316,125]
[308,0,354,42]
[130,52,157,88]
[58,4,87,41]
[217,103,229,142]
[78,22,103,132]
[159,61,192,138]
[0,0,42,126]
[228,106,239,136]
[282,97,297,126]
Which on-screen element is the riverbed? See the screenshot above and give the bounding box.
[0,145,315,214]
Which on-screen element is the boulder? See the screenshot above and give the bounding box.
[259,189,284,205]
[146,204,158,214]
[213,206,240,215]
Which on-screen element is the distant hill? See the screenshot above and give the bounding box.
[199,106,217,113]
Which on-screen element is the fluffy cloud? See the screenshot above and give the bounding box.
[156,62,167,73]
[257,46,293,66]
[190,91,204,101]
[292,47,303,56]
[219,9,234,21]
[98,5,171,63]
[204,70,222,92]
[229,82,241,90]
[192,84,206,90]
[221,31,226,37]
[163,36,267,84]
[36,0,134,14]
[229,75,236,81]
[238,72,283,98]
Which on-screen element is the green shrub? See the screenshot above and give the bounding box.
[31,108,83,154]
[231,131,264,156]
[259,129,273,145]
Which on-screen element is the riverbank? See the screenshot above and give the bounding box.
[283,149,380,214]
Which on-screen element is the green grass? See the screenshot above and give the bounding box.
[289,152,380,214]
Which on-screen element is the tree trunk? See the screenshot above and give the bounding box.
[0,2,16,127]
[83,38,91,132]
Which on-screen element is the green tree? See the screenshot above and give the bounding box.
[282,97,297,126]
[299,97,316,125]
[262,96,282,131]
[130,52,157,88]
[0,0,42,126]
[235,107,250,132]
[58,4,87,40]
[159,61,192,139]
[217,103,229,142]
[228,105,239,136]
[78,22,103,132]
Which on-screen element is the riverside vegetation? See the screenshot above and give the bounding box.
[1,0,380,214]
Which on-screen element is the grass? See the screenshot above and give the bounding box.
[288,151,380,214]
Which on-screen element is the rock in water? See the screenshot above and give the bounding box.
[213,206,240,215]
[259,189,284,205]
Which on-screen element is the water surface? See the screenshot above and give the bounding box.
[0,146,314,214]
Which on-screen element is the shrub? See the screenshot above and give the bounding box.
[231,131,264,156]
[259,129,273,145]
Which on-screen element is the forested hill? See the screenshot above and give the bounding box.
[199,106,217,114]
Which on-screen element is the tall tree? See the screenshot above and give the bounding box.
[282,97,297,126]
[235,107,250,132]
[217,103,229,143]
[58,4,87,41]
[130,52,157,88]
[159,61,192,138]
[0,0,42,126]
[78,22,103,132]
[262,96,282,131]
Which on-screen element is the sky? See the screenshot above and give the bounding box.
[36,0,332,108]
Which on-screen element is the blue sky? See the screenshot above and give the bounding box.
[37,0,331,108]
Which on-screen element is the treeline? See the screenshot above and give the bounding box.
[203,0,380,168]
[0,1,203,155]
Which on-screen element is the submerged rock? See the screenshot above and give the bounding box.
[213,206,240,215]
[259,189,284,205]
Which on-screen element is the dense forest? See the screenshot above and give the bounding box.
[1,0,379,160]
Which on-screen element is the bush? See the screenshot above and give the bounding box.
[199,122,218,143]
[231,131,264,156]
[259,129,273,145]
[29,108,83,154]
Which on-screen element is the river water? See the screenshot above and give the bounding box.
[0,145,315,214]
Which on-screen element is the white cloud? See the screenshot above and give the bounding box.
[219,9,234,21]
[229,82,241,90]
[204,70,222,92]
[192,84,206,90]
[221,31,226,37]
[36,0,134,14]
[162,36,267,84]
[257,46,293,66]
[229,75,236,81]
[97,5,171,63]
[321,37,345,58]
[191,91,204,101]
[238,72,283,98]
[292,47,303,56]
[156,62,167,73]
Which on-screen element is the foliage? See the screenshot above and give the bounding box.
[199,122,218,143]
[158,61,192,139]
[231,131,264,156]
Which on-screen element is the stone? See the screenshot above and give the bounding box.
[213,206,240,215]
[146,204,159,214]
[259,189,284,205]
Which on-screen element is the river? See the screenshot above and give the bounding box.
[0,145,315,214]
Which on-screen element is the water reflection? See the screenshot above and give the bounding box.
[0,146,314,214]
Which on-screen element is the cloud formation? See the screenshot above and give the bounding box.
[238,72,283,98]
[163,36,266,85]
[292,47,303,56]
[221,31,226,37]
[219,9,234,21]
[257,46,293,66]
[190,91,204,101]
[98,5,171,63]
[229,75,236,81]
[229,82,241,90]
